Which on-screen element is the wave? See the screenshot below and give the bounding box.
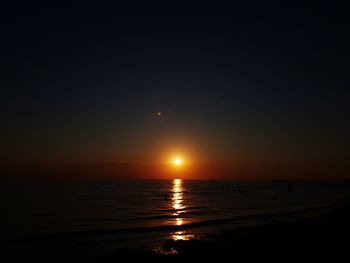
[1,202,346,245]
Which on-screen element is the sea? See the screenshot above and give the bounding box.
[1,179,350,261]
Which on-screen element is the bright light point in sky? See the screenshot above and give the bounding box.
[157,112,162,116]
[174,158,182,166]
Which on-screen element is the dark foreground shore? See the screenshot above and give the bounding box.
[2,203,350,262]
[86,203,350,262]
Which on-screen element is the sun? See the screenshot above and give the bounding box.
[174,158,182,166]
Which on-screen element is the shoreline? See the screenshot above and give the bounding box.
[87,202,350,261]
[1,201,343,243]
[2,201,349,262]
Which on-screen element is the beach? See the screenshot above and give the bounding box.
[1,180,349,262]
[87,202,350,261]
[3,1,350,262]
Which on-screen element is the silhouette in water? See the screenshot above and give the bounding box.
[287,184,293,193]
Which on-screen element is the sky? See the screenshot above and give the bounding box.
[1,1,349,179]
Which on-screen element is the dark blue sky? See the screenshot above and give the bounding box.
[1,1,349,178]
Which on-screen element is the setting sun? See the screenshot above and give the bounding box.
[174,158,182,166]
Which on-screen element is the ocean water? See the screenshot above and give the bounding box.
[1,179,350,261]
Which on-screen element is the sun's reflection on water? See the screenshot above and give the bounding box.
[176,218,183,226]
[170,179,194,240]
[172,179,185,225]
[172,231,195,241]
